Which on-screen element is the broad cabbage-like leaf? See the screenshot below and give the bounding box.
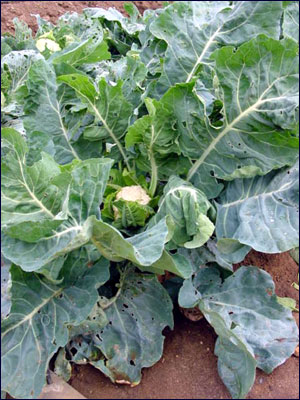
[179,35,299,196]
[91,216,191,278]
[179,266,299,397]
[1,128,114,271]
[1,255,110,399]
[283,1,299,40]
[1,255,11,319]
[148,176,214,248]
[51,38,110,66]
[87,270,173,385]
[178,239,251,272]
[21,58,86,163]
[149,1,283,90]
[215,162,299,253]
[58,74,133,170]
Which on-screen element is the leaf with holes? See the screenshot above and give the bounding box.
[1,128,114,271]
[87,270,173,385]
[1,256,110,399]
[215,162,299,253]
[58,74,133,171]
[179,266,299,397]
[149,1,283,92]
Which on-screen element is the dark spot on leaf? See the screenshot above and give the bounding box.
[109,321,112,325]
[123,303,129,308]
[228,311,234,315]
[70,347,77,356]
[130,359,136,366]
[210,170,215,177]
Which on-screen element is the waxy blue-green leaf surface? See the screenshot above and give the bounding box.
[1,255,110,399]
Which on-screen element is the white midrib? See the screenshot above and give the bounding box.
[18,158,55,219]
[185,27,221,83]
[220,180,294,208]
[46,88,80,160]
[81,95,131,172]
[2,288,63,336]
[157,185,197,212]
[186,84,287,181]
[149,125,158,197]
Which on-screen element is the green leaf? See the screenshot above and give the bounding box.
[2,129,114,271]
[215,336,257,399]
[1,257,110,399]
[150,1,283,88]
[1,255,11,319]
[54,348,72,382]
[89,271,173,385]
[1,50,43,97]
[181,35,299,193]
[21,58,83,163]
[126,97,180,196]
[215,162,299,253]
[148,176,214,248]
[283,2,299,40]
[51,38,110,66]
[91,216,170,266]
[113,198,154,228]
[277,296,298,311]
[290,247,299,264]
[179,266,299,375]
[58,74,133,170]
[84,7,145,35]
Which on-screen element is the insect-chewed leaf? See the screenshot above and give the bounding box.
[215,162,299,253]
[1,128,114,271]
[1,255,110,399]
[90,271,173,385]
[179,266,299,397]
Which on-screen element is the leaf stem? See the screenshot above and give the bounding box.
[149,150,158,197]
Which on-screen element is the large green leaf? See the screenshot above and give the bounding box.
[92,216,166,265]
[215,162,299,253]
[21,59,84,163]
[178,239,251,272]
[283,1,299,40]
[51,38,110,66]
[1,255,11,319]
[148,176,214,248]
[179,266,299,398]
[1,128,114,271]
[84,6,145,36]
[215,334,257,399]
[1,50,43,97]
[90,270,173,385]
[172,35,299,196]
[1,255,110,399]
[126,97,180,196]
[58,74,133,170]
[149,1,283,89]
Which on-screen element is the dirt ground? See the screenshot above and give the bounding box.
[1,1,299,399]
[0,1,166,33]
